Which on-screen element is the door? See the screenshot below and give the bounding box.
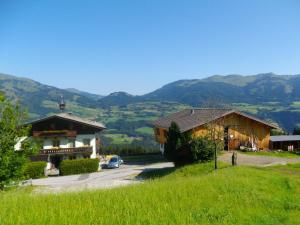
[224,126,229,151]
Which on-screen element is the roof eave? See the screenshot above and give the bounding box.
[25,114,106,130]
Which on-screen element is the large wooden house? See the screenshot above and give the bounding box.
[153,108,277,152]
[19,112,105,170]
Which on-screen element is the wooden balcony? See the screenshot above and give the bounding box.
[40,146,92,155]
[33,130,77,138]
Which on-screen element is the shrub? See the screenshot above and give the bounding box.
[23,161,46,179]
[59,158,99,176]
[190,137,215,162]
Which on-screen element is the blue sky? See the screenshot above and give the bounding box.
[0,0,300,95]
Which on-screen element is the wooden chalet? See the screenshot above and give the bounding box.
[22,112,105,170]
[153,108,277,152]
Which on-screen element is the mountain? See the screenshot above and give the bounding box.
[0,73,100,119]
[65,88,104,100]
[97,92,140,107]
[95,73,300,108]
[143,73,300,106]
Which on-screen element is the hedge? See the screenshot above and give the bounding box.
[59,158,99,176]
[24,161,47,179]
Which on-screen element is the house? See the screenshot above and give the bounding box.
[153,108,277,152]
[21,112,105,170]
[270,135,300,151]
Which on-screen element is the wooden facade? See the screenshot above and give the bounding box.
[154,111,274,150]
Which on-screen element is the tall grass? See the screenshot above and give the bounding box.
[1,162,300,225]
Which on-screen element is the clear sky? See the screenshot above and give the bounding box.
[0,0,300,95]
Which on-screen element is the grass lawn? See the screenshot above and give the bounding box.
[104,133,141,145]
[135,126,154,135]
[1,162,300,225]
[240,150,300,158]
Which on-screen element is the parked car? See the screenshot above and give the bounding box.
[106,156,124,169]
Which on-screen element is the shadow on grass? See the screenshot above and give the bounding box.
[137,167,176,180]
[123,154,167,166]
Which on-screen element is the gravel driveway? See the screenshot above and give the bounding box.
[219,152,300,166]
[32,162,174,194]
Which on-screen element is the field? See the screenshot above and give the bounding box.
[1,162,300,225]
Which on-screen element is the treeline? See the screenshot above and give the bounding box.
[106,119,152,137]
[100,145,160,156]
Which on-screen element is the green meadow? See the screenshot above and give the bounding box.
[1,162,300,225]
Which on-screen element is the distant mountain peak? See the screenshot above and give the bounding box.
[109,91,133,97]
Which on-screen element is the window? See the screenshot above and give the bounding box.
[83,138,91,146]
[52,139,60,148]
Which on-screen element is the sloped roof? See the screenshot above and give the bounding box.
[153,108,277,132]
[270,135,300,142]
[27,113,106,130]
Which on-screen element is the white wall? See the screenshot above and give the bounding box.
[15,134,98,159]
[76,134,97,158]
[41,134,97,158]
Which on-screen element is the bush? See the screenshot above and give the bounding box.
[23,161,46,179]
[190,137,215,162]
[59,158,99,176]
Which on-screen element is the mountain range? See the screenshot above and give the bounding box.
[99,73,300,106]
[1,72,300,146]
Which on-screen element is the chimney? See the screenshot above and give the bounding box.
[59,95,66,112]
[190,109,195,115]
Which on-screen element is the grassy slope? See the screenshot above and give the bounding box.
[1,163,300,225]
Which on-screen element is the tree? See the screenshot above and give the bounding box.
[164,122,181,162]
[0,94,39,189]
[203,98,228,170]
[271,128,287,136]
[293,124,300,135]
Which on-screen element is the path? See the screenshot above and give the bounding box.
[32,162,174,194]
[219,152,300,166]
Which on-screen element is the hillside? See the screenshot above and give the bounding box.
[0,73,189,147]
[144,73,300,105]
[0,73,100,119]
[1,72,300,147]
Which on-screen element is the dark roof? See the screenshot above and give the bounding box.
[270,135,300,142]
[26,113,106,130]
[153,108,277,132]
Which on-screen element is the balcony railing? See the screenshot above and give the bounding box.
[33,130,77,138]
[40,146,93,155]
